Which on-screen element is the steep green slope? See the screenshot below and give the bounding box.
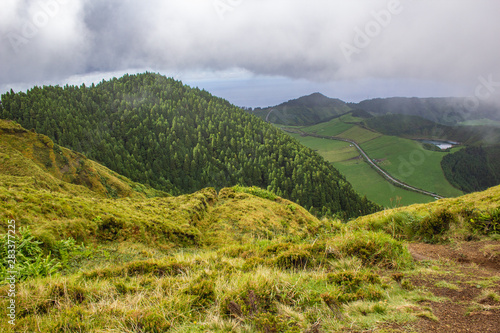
[251,92,351,126]
[0,73,379,217]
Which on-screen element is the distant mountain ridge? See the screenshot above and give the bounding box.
[354,97,500,126]
[252,93,500,126]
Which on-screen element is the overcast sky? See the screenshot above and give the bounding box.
[1,0,500,107]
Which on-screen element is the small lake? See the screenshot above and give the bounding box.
[418,140,459,150]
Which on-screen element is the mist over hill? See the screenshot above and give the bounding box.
[355,97,500,126]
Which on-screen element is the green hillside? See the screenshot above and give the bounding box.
[0,73,379,218]
[358,135,463,198]
[286,132,436,207]
[251,93,351,126]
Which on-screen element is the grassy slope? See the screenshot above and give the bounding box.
[352,184,500,242]
[2,176,498,332]
[0,132,419,332]
[336,126,382,143]
[301,117,354,136]
[335,161,435,208]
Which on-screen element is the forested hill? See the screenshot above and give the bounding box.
[251,93,351,126]
[0,73,379,217]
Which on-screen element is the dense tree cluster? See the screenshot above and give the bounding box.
[441,145,500,193]
[0,73,379,217]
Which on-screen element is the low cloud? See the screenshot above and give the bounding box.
[1,0,499,101]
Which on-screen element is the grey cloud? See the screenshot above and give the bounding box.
[1,0,499,99]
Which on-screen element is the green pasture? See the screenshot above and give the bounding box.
[336,126,382,143]
[302,117,354,136]
[289,133,438,207]
[359,135,463,198]
[288,133,358,162]
[339,113,365,123]
[335,159,435,207]
[288,116,464,206]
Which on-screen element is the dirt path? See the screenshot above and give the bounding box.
[405,240,500,333]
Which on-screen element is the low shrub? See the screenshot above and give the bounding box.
[418,209,456,243]
[51,306,90,333]
[97,216,124,241]
[49,283,86,304]
[254,312,301,333]
[274,247,311,270]
[381,211,420,240]
[184,279,216,309]
[327,270,381,291]
[124,310,171,333]
[232,185,277,201]
[331,230,413,269]
[322,270,384,309]
[83,259,190,279]
[467,207,500,235]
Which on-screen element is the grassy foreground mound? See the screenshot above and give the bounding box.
[1,185,498,332]
[352,184,500,243]
[0,174,420,332]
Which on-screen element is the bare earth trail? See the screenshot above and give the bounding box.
[282,127,445,200]
[404,241,500,333]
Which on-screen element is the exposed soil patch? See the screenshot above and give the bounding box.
[404,240,500,333]
[416,301,500,333]
[409,240,500,272]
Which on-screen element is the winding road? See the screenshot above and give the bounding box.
[283,128,445,200]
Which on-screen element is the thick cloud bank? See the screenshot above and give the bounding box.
[1,0,499,104]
